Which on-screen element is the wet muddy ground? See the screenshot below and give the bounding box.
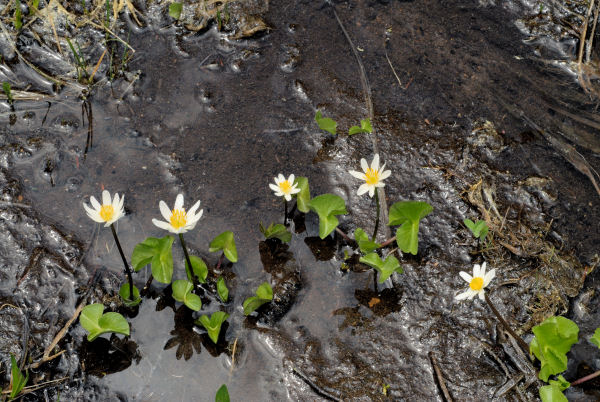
[0,0,599,400]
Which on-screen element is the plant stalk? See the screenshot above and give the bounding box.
[110,224,134,300]
[484,293,529,353]
[178,233,197,286]
[284,199,289,226]
[372,191,380,241]
[379,236,396,249]
[571,369,600,386]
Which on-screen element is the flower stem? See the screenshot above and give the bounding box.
[178,233,197,286]
[372,191,380,242]
[110,224,134,301]
[484,293,529,353]
[571,369,600,386]
[284,199,289,226]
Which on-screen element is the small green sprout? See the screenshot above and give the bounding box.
[348,118,372,136]
[294,176,311,213]
[196,311,229,344]
[388,201,433,255]
[119,283,141,307]
[354,228,380,253]
[360,252,403,283]
[66,38,89,83]
[314,110,337,135]
[539,376,569,402]
[132,235,175,284]
[382,383,390,396]
[172,279,202,311]
[185,255,208,283]
[217,277,229,302]
[9,354,28,399]
[169,2,183,19]
[3,82,14,106]
[308,194,348,239]
[463,218,489,242]
[14,0,22,30]
[209,231,238,263]
[243,282,273,315]
[260,222,292,243]
[215,384,230,402]
[80,304,130,342]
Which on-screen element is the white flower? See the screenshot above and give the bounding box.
[455,262,495,301]
[152,194,203,234]
[349,153,392,197]
[83,190,125,227]
[269,174,300,201]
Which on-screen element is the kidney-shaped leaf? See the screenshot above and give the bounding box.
[529,316,579,382]
[172,279,202,311]
[243,282,273,315]
[388,201,433,255]
[80,304,130,342]
[209,231,238,263]
[308,194,348,239]
[197,311,230,344]
[315,110,337,135]
[131,236,174,284]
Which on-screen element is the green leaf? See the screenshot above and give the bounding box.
[14,0,22,30]
[118,283,141,307]
[185,255,208,283]
[243,282,273,315]
[9,354,27,399]
[529,316,579,382]
[196,311,229,344]
[359,252,403,283]
[131,236,174,284]
[294,176,311,213]
[3,82,13,105]
[215,384,230,402]
[348,118,372,135]
[308,194,348,239]
[315,110,337,135]
[168,2,182,19]
[209,231,238,263]
[388,201,433,255]
[463,218,489,242]
[80,304,130,342]
[172,279,202,311]
[354,228,380,253]
[259,222,292,243]
[590,327,600,349]
[540,376,570,402]
[217,277,229,302]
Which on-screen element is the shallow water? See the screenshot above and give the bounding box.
[0,0,599,400]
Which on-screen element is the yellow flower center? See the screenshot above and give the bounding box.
[170,209,187,229]
[279,180,292,194]
[469,277,484,291]
[365,168,380,186]
[99,205,115,222]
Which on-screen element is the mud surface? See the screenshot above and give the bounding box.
[0,0,599,400]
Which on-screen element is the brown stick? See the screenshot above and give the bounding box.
[484,293,529,353]
[571,369,600,386]
[428,351,453,402]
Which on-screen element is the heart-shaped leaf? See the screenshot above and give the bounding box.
[172,279,202,311]
[294,177,311,213]
[119,283,141,307]
[196,311,230,344]
[359,252,403,283]
[217,277,229,302]
[388,201,433,255]
[185,255,208,283]
[463,218,489,241]
[259,222,292,243]
[315,110,337,135]
[80,304,130,342]
[308,194,348,239]
[209,231,238,263]
[348,118,372,135]
[131,236,174,284]
[529,316,579,382]
[243,282,273,315]
[354,228,380,253]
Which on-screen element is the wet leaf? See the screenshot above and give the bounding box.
[209,231,238,263]
[243,282,273,315]
[118,283,141,307]
[259,222,291,243]
[172,279,202,311]
[315,110,337,135]
[359,252,403,283]
[388,201,433,255]
[348,118,372,135]
[308,194,348,239]
[215,384,230,402]
[529,316,579,382]
[131,236,174,284]
[217,277,229,302]
[463,218,489,242]
[185,255,208,283]
[14,0,22,30]
[9,354,27,399]
[540,375,569,402]
[294,176,311,213]
[169,2,182,20]
[354,227,380,253]
[590,327,600,349]
[80,304,130,342]
[196,311,229,344]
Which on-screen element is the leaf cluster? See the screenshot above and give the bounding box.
[80,304,130,342]
[360,253,403,283]
[463,218,489,242]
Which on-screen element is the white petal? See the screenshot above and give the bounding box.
[188,209,203,224]
[478,290,485,300]
[184,220,198,231]
[188,200,201,217]
[118,193,125,212]
[277,173,285,183]
[360,158,369,172]
[284,193,292,201]
[112,192,119,207]
[269,183,280,192]
[376,182,386,188]
[483,269,496,287]
[174,194,184,211]
[472,263,481,277]
[349,170,366,180]
[459,271,472,283]
[480,262,487,275]
[102,190,111,206]
[455,290,475,300]
[288,174,295,184]
[159,200,171,221]
[152,218,174,232]
[90,196,101,211]
[290,186,301,195]
[380,169,391,180]
[357,184,370,196]
[368,187,375,197]
[371,154,380,170]
[83,203,103,222]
